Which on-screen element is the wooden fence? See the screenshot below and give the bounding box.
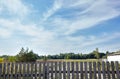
[0,61,120,79]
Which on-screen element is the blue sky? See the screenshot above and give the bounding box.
[0,0,120,55]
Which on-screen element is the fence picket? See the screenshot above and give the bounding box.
[106,62,110,79]
[23,63,26,78]
[63,62,66,79]
[26,63,29,78]
[71,62,74,79]
[6,63,10,79]
[102,61,106,79]
[89,62,92,79]
[38,62,41,78]
[47,62,49,79]
[85,62,88,79]
[19,63,22,79]
[76,62,79,79]
[98,62,101,79]
[59,62,62,79]
[43,62,46,79]
[80,62,83,79]
[55,62,57,79]
[51,62,53,79]
[93,62,97,79]
[3,63,6,79]
[111,61,115,79]
[15,63,18,79]
[115,61,120,79]
[0,61,120,79]
[0,63,2,78]
[31,63,34,79]
[67,62,70,79]
[34,62,37,79]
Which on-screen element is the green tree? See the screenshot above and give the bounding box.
[94,48,100,59]
[106,51,109,58]
[16,48,39,62]
[8,56,16,62]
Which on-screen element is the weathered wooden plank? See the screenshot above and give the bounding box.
[0,63,2,78]
[102,61,106,79]
[6,63,10,79]
[31,62,34,79]
[93,62,97,79]
[43,62,46,79]
[51,62,53,79]
[71,62,74,79]
[80,62,83,79]
[10,63,14,79]
[23,63,26,78]
[85,62,88,79]
[55,62,57,79]
[115,61,120,79]
[63,62,66,79]
[89,62,92,79]
[98,62,101,79]
[3,63,6,79]
[19,63,22,78]
[39,62,42,78]
[111,61,115,79]
[15,63,18,79]
[59,62,62,79]
[76,62,79,79]
[27,63,30,78]
[6,63,8,79]
[67,62,70,79]
[8,63,11,79]
[47,62,49,79]
[106,62,110,79]
[34,62,37,79]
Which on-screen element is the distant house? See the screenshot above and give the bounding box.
[107,51,120,62]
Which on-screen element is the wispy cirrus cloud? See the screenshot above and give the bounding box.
[43,0,120,35]
[42,0,62,21]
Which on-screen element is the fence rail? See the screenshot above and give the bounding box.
[0,61,120,79]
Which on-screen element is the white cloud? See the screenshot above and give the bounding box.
[28,32,120,55]
[0,0,31,17]
[0,18,54,38]
[61,0,95,8]
[43,0,62,21]
[80,33,120,47]
[44,0,120,35]
[0,28,12,38]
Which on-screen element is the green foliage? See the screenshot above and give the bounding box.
[16,48,39,62]
[1,55,9,61]
[8,56,16,62]
[92,48,100,59]
[106,51,109,58]
[43,56,47,61]
[38,52,105,60]
[0,58,4,63]
[0,48,106,61]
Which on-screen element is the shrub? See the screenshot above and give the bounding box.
[0,58,4,63]
[16,48,39,62]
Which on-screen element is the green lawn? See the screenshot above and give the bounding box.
[37,59,99,62]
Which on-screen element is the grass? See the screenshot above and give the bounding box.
[37,59,99,62]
